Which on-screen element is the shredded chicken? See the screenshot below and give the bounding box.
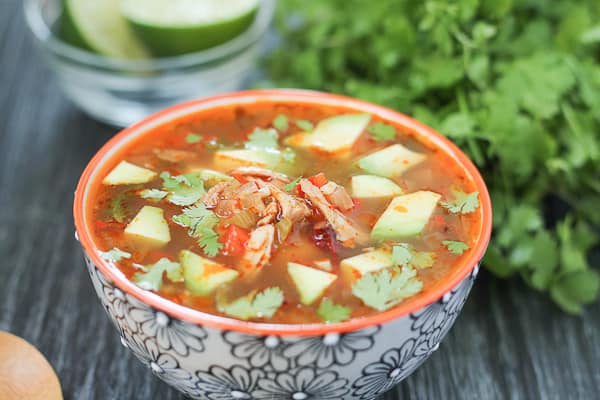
[202,182,232,208]
[299,179,364,247]
[320,181,354,212]
[257,181,311,223]
[230,166,290,186]
[242,224,275,270]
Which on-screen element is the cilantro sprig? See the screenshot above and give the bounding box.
[173,204,223,257]
[367,122,396,141]
[443,240,470,255]
[217,287,284,320]
[160,172,206,206]
[267,0,600,312]
[392,243,435,269]
[440,188,480,214]
[317,299,351,323]
[352,266,423,311]
[133,258,182,292]
[100,248,131,263]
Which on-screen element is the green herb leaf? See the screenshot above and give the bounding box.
[185,133,203,144]
[245,128,280,150]
[352,266,423,311]
[443,240,470,255]
[296,120,314,131]
[392,243,435,269]
[284,176,302,192]
[267,0,600,312]
[217,287,284,320]
[368,122,396,141]
[133,258,182,292]
[317,299,351,323]
[100,248,131,263]
[197,228,223,257]
[160,171,206,206]
[273,114,289,132]
[440,188,480,214]
[139,189,168,200]
[108,192,128,223]
[173,204,222,257]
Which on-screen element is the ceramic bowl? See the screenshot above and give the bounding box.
[73,90,492,400]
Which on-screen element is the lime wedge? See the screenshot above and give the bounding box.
[120,0,259,57]
[60,0,150,59]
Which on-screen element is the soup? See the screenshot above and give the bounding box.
[87,101,482,324]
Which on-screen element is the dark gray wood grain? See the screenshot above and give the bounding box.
[1,1,598,399]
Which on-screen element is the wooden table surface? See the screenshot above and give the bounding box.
[1,1,599,399]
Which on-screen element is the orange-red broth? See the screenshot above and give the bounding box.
[88,102,480,324]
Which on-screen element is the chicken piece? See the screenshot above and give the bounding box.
[257,200,279,226]
[268,184,310,223]
[242,224,275,270]
[230,166,290,184]
[299,179,364,247]
[202,182,232,208]
[320,181,354,212]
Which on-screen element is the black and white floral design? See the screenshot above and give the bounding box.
[443,278,473,317]
[125,333,201,397]
[130,305,207,356]
[254,367,349,400]
[223,332,289,371]
[283,326,380,368]
[410,277,473,339]
[352,338,426,400]
[196,365,264,400]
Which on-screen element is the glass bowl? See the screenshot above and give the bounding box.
[24,0,276,127]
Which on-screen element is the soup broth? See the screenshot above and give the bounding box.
[87,101,482,324]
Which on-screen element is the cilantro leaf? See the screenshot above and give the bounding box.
[443,240,470,255]
[160,171,206,206]
[440,188,480,214]
[245,128,280,150]
[217,287,284,320]
[392,243,435,269]
[284,176,302,192]
[273,114,289,132]
[368,122,396,141]
[173,204,222,257]
[352,266,423,311]
[133,258,182,292]
[108,191,128,223]
[185,133,202,143]
[197,228,223,257]
[296,120,314,131]
[317,299,351,323]
[139,189,168,200]
[100,248,131,263]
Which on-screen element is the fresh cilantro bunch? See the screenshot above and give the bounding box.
[266,0,600,313]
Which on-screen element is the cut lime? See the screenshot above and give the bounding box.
[120,0,259,57]
[60,0,150,59]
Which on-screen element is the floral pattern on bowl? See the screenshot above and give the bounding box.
[85,254,478,400]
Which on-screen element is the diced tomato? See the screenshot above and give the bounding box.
[231,173,249,184]
[308,173,328,188]
[221,224,250,256]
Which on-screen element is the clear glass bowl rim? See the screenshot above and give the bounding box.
[23,0,276,71]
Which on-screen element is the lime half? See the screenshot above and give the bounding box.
[61,0,150,59]
[121,0,259,57]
